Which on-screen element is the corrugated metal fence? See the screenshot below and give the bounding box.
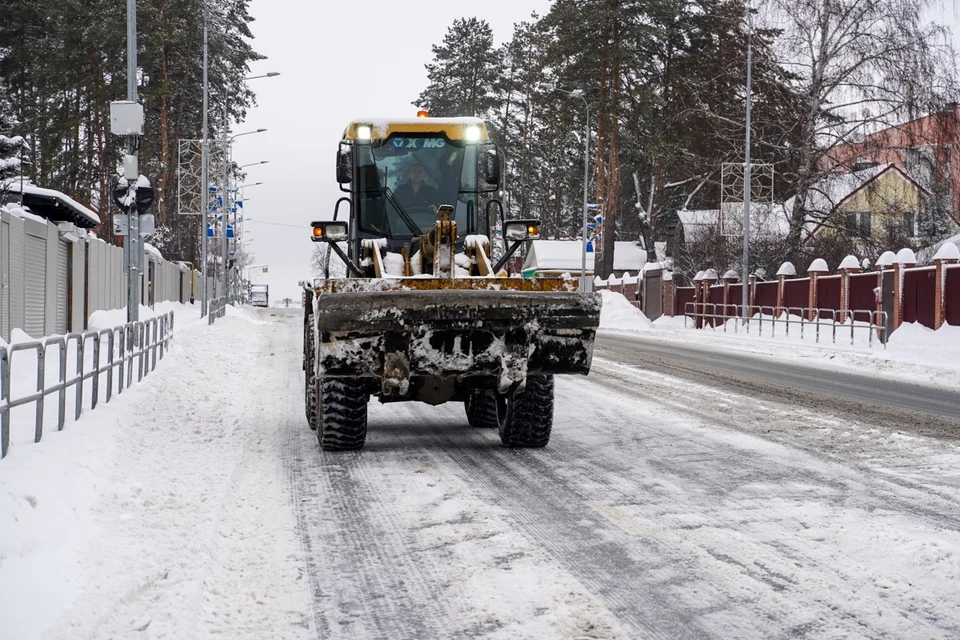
[1,209,201,342]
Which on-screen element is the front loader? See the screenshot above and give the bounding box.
[303,116,601,451]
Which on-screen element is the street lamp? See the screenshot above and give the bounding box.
[239,160,269,169]
[541,83,591,290]
[202,65,277,311]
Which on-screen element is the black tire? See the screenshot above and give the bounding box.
[318,377,369,451]
[304,314,318,430]
[465,393,505,429]
[499,375,554,448]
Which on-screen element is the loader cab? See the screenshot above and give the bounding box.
[336,117,501,259]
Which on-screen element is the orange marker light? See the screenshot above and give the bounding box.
[312,226,323,238]
[417,109,429,118]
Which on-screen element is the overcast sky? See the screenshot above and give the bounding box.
[236,0,552,305]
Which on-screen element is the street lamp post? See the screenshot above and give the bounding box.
[220,129,267,301]
[200,63,278,308]
[742,1,754,320]
[542,83,590,290]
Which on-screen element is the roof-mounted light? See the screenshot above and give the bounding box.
[355,124,372,140]
[465,125,482,143]
[417,109,429,118]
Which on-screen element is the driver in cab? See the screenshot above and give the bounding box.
[393,162,439,210]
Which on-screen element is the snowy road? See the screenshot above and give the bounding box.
[15,307,960,639]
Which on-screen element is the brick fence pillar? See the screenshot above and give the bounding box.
[935,255,960,329]
[892,261,903,331]
[839,265,861,324]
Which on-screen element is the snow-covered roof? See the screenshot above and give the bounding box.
[1,178,101,226]
[677,205,791,241]
[522,240,646,273]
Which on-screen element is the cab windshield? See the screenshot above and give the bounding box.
[355,134,479,239]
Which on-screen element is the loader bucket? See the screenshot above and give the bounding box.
[312,289,601,395]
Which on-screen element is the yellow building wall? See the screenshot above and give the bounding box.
[838,172,921,236]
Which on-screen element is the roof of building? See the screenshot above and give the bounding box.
[522,240,646,273]
[1,179,101,228]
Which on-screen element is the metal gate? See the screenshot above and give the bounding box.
[56,238,70,334]
[643,270,663,320]
[24,232,46,337]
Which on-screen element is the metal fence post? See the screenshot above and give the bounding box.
[1,347,9,458]
[75,337,84,420]
[56,339,67,431]
[35,344,45,443]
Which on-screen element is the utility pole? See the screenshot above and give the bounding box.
[741,0,753,320]
[221,97,231,301]
[201,1,209,317]
[126,0,140,323]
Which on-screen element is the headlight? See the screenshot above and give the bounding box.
[465,125,482,142]
[503,219,540,242]
[311,221,349,242]
[355,124,373,140]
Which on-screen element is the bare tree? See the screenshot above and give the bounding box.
[764,0,957,255]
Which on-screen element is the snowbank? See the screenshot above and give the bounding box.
[598,291,652,332]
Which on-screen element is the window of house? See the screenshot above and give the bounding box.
[903,211,916,237]
[846,210,873,236]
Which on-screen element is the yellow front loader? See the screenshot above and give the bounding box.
[303,116,601,450]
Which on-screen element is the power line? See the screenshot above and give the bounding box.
[245,219,311,229]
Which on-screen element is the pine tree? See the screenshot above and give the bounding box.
[416,18,501,118]
[0,85,24,181]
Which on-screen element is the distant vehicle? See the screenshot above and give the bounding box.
[250,284,269,307]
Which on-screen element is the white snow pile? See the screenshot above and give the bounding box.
[598,290,652,332]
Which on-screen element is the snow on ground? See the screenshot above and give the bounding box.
[2,302,193,456]
[4,299,960,638]
[598,290,652,332]
[0,305,312,639]
[596,293,960,391]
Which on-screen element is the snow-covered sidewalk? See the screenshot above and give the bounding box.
[597,290,960,392]
[0,306,312,639]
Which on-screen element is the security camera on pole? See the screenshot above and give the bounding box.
[109,0,154,324]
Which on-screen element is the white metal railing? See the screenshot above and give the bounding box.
[683,303,888,348]
[0,312,175,459]
[208,296,227,325]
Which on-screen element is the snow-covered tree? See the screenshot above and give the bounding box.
[415,18,501,118]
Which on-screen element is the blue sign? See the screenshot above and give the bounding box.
[586,241,594,252]
[206,224,214,237]
[226,225,235,239]
[594,214,603,224]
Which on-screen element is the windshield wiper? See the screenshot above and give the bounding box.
[383,187,424,236]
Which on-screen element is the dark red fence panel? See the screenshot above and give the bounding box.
[902,267,937,328]
[707,285,725,326]
[622,280,639,302]
[783,278,809,316]
[727,286,743,314]
[675,287,695,316]
[946,266,960,326]
[754,281,778,313]
[848,272,880,315]
[817,275,842,320]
